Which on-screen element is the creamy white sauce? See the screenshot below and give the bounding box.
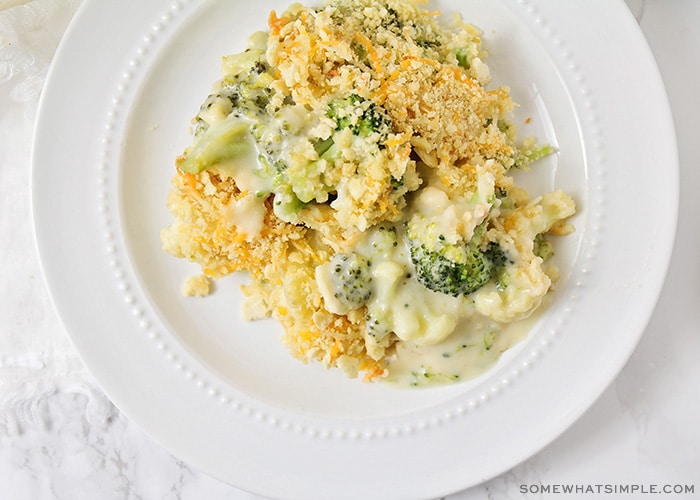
[211,125,272,196]
[207,119,271,240]
[367,259,465,345]
[382,306,543,387]
[312,183,560,386]
[315,224,472,345]
[221,192,267,241]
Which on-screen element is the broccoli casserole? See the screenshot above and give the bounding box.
[161,0,576,384]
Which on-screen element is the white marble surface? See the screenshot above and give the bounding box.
[1,0,698,498]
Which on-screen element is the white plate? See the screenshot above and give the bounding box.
[32,1,677,498]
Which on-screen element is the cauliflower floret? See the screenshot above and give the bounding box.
[473,259,550,322]
[474,191,575,322]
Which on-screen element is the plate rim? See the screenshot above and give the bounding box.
[31,0,678,498]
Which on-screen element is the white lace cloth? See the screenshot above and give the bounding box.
[2,1,699,499]
[0,0,84,393]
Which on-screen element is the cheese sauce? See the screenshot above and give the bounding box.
[382,307,542,387]
[164,1,577,384]
[315,220,547,388]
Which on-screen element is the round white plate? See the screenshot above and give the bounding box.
[32,1,677,499]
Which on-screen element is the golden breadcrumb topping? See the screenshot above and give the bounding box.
[161,0,576,383]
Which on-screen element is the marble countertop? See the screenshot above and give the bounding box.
[1,0,698,498]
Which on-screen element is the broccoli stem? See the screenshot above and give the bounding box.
[176,119,252,174]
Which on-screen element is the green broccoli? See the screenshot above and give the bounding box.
[513,141,555,170]
[327,252,374,311]
[181,51,273,173]
[176,118,253,174]
[533,233,554,260]
[326,94,393,143]
[455,46,471,69]
[407,225,509,298]
[267,95,396,208]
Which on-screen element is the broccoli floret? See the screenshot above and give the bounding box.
[184,50,273,171]
[271,183,306,219]
[326,94,393,142]
[327,252,373,311]
[533,233,554,260]
[408,226,509,298]
[409,240,492,297]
